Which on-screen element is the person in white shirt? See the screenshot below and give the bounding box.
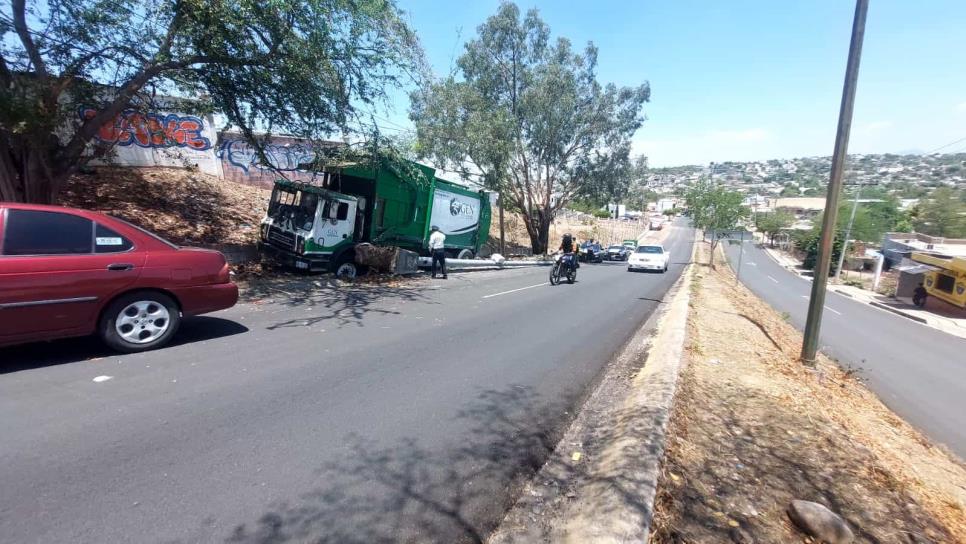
[428,225,447,279]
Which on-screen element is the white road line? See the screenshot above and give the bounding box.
[767,275,779,283]
[825,306,842,315]
[801,295,809,299]
[482,282,549,299]
[92,375,113,383]
[747,262,757,266]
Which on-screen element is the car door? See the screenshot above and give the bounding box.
[0,208,145,340]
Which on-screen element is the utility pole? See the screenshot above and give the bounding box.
[834,180,863,280]
[801,0,869,365]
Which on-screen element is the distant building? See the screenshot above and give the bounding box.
[764,197,826,219]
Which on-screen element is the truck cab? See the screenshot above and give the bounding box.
[259,182,361,275]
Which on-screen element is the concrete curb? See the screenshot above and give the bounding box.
[488,234,695,544]
[869,301,930,324]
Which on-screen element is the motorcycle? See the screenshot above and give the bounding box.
[550,252,577,285]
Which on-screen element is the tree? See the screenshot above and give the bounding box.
[912,188,966,237]
[1,0,423,203]
[684,178,747,266]
[410,2,649,253]
[756,209,794,245]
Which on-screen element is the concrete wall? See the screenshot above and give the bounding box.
[80,107,222,177]
[216,134,327,188]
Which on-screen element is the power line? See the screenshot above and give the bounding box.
[927,135,966,154]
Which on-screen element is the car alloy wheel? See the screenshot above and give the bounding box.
[115,300,171,344]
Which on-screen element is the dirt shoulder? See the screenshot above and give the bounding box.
[651,242,966,543]
[61,166,269,246]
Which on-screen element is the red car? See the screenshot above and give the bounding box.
[0,204,239,353]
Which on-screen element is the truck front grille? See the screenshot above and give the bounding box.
[267,226,297,251]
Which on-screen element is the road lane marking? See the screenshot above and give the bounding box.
[747,262,757,266]
[801,295,809,299]
[825,306,842,315]
[482,282,549,299]
[767,275,779,283]
[92,375,113,383]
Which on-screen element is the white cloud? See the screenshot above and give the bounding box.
[957,102,966,113]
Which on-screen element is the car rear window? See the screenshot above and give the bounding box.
[2,209,94,255]
[636,246,663,254]
[110,217,179,249]
[95,223,135,253]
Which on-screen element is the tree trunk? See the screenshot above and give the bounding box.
[1,133,71,204]
[521,207,551,255]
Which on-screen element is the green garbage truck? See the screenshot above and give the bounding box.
[258,156,492,277]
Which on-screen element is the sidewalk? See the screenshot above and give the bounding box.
[759,244,966,340]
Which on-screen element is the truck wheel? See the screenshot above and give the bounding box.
[332,254,365,279]
[456,249,474,260]
[100,291,181,353]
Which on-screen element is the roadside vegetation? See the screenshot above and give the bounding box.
[652,242,966,543]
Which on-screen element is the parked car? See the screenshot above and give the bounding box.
[627,244,670,273]
[604,244,631,261]
[578,242,604,263]
[0,204,239,352]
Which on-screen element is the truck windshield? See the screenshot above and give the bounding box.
[269,187,319,231]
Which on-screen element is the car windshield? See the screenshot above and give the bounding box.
[636,246,663,254]
[608,245,623,250]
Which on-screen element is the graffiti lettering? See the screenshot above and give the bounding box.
[217,139,317,173]
[79,108,212,151]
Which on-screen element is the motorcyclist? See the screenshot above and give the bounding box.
[558,233,577,273]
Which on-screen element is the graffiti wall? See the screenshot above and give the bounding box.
[217,134,324,188]
[80,107,222,177]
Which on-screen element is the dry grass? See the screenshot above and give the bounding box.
[61,166,270,246]
[651,241,966,543]
[487,208,648,254]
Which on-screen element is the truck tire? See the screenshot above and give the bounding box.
[331,253,365,279]
[456,249,474,260]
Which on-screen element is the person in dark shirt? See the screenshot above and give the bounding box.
[558,233,577,272]
[913,283,928,308]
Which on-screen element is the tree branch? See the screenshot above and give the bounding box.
[12,0,47,79]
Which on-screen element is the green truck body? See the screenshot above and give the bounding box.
[259,156,492,275]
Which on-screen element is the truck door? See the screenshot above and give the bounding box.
[321,199,357,247]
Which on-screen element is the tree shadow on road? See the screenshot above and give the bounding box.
[243,275,436,330]
[217,385,577,544]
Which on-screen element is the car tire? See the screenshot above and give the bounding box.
[456,249,474,260]
[100,291,181,353]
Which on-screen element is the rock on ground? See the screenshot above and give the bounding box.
[787,500,855,544]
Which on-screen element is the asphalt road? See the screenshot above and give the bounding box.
[722,239,966,457]
[0,223,694,544]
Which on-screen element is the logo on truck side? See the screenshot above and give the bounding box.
[449,198,475,217]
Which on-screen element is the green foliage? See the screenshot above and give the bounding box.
[1,0,424,202]
[794,228,843,274]
[410,2,649,253]
[685,178,748,264]
[592,209,612,219]
[756,210,794,243]
[912,187,966,237]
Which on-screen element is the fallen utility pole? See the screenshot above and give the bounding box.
[801,0,869,365]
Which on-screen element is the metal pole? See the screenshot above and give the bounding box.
[834,181,863,280]
[801,0,869,365]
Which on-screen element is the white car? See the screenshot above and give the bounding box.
[627,244,670,273]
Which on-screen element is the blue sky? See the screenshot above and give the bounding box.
[376,0,966,167]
